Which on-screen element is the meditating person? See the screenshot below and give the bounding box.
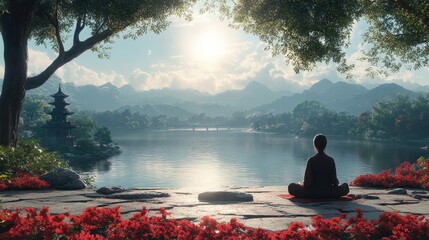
[288,134,349,198]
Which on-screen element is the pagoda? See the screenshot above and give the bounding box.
[44,85,75,147]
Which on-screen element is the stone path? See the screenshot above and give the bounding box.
[1,186,428,231]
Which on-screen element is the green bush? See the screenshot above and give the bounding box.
[94,127,112,146]
[0,140,69,177]
[74,138,97,153]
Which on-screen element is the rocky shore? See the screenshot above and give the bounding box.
[1,186,428,231]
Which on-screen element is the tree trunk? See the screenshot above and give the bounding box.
[0,0,39,147]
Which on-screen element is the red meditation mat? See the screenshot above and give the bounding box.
[278,194,355,203]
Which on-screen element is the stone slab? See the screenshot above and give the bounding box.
[198,191,253,202]
[1,186,429,231]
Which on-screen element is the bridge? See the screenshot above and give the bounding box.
[171,124,232,131]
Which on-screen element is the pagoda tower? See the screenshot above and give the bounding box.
[44,85,75,146]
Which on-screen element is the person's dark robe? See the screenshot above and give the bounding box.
[288,152,349,198]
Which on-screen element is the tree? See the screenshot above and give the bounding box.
[0,0,195,147]
[209,0,429,74]
[361,0,429,74]
[292,100,338,135]
[20,96,51,128]
[94,127,112,146]
[207,0,361,73]
[370,95,411,136]
[364,94,429,138]
[72,115,97,140]
[151,114,167,129]
[19,95,51,139]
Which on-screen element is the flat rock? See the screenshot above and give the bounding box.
[388,201,429,214]
[387,188,407,195]
[245,216,316,231]
[412,194,429,200]
[0,196,21,203]
[198,191,253,202]
[105,191,170,200]
[97,186,126,195]
[348,194,380,200]
[6,189,90,199]
[411,190,428,195]
[48,202,94,215]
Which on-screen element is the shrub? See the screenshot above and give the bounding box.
[0,140,69,178]
[74,138,97,153]
[93,127,112,146]
[351,157,429,189]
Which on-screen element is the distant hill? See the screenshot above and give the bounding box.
[255,79,421,115]
[2,76,424,116]
[116,104,193,118]
[210,81,287,109]
[27,76,123,111]
[21,76,289,115]
[176,101,238,117]
[339,83,420,114]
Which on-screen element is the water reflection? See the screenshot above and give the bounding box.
[68,158,111,173]
[81,129,427,188]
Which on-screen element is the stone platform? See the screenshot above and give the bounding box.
[1,186,428,231]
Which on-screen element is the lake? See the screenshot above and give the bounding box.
[70,129,428,189]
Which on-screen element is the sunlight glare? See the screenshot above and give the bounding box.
[193,31,226,62]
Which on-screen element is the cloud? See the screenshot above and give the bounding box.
[28,48,128,87]
[28,49,64,77]
[125,37,351,94]
[26,48,128,87]
[162,14,309,92]
[60,62,127,87]
[128,69,152,90]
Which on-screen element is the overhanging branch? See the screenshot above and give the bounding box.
[73,15,85,45]
[40,2,64,55]
[26,29,113,90]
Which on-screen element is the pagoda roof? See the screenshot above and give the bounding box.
[51,85,69,98]
[49,101,70,105]
[47,110,74,115]
[44,122,76,129]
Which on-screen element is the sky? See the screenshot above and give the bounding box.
[1,12,429,94]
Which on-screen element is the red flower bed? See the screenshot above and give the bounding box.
[0,207,428,239]
[351,157,429,189]
[0,172,50,191]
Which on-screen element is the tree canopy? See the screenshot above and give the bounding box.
[23,0,195,90]
[361,0,429,74]
[0,0,195,146]
[206,0,429,75]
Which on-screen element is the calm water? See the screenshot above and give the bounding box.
[70,129,428,188]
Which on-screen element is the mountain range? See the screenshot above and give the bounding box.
[1,76,426,117]
[255,79,421,115]
[25,76,290,117]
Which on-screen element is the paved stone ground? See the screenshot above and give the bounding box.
[1,186,428,231]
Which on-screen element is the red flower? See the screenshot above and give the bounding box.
[0,207,428,239]
[351,158,429,189]
[0,172,50,191]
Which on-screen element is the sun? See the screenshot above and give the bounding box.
[192,31,226,62]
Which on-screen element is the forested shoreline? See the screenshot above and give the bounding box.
[252,95,429,141]
[20,94,429,143]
